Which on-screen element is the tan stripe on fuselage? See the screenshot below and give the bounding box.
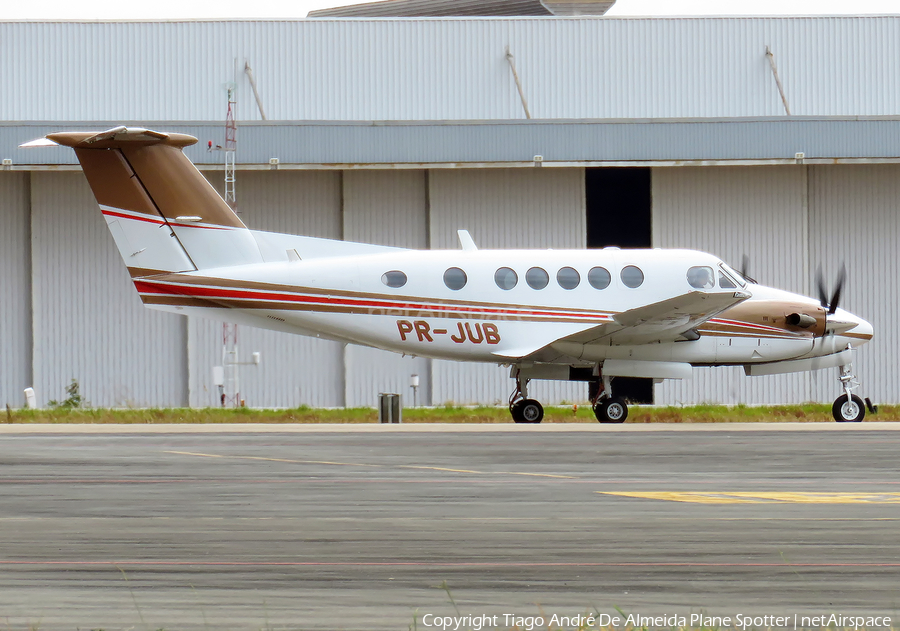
[149,274,616,316]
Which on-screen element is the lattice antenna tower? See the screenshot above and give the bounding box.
[222,82,241,407]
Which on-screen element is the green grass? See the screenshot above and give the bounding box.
[3,403,898,424]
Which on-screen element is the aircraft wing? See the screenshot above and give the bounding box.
[494,290,750,362]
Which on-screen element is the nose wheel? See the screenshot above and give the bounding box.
[833,394,865,423]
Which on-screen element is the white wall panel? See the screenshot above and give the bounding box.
[5,18,900,121]
[652,165,812,405]
[0,173,32,407]
[187,171,344,408]
[30,173,188,407]
[808,165,900,405]
[342,170,431,407]
[429,168,587,405]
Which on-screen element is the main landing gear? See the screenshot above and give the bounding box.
[509,372,544,424]
[508,367,629,424]
[591,375,628,424]
[831,357,876,422]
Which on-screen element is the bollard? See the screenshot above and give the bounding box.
[378,393,402,424]
[24,388,37,410]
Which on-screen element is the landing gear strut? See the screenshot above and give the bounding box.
[832,358,866,422]
[509,370,544,424]
[591,375,628,424]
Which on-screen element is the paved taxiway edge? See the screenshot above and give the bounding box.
[0,421,898,433]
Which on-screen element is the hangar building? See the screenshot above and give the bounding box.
[2,4,899,408]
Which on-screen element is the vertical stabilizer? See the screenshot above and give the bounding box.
[39,127,263,276]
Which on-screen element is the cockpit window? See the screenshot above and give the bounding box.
[718,271,737,289]
[687,266,715,289]
[719,263,747,287]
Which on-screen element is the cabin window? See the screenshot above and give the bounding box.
[494,267,518,290]
[718,271,737,289]
[526,267,549,290]
[381,270,407,288]
[557,267,580,290]
[621,265,644,288]
[443,267,468,290]
[588,266,611,290]
[687,266,715,289]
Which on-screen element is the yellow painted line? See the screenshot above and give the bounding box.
[399,465,484,474]
[600,491,900,504]
[166,450,575,478]
[501,471,578,479]
[164,450,382,468]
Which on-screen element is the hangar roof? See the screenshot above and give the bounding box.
[3,17,900,122]
[7,118,900,169]
[308,0,616,17]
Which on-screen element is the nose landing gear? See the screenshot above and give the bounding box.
[509,371,544,424]
[831,357,873,422]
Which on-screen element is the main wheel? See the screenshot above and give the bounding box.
[511,399,543,424]
[594,397,628,423]
[832,394,865,422]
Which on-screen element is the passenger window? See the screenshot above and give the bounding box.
[557,267,580,290]
[687,266,715,289]
[588,267,611,290]
[526,267,549,290]
[621,266,644,289]
[718,271,737,289]
[381,270,407,288]
[494,267,518,290]
[443,267,467,290]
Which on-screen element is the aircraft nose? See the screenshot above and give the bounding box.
[833,308,874,346]
[851,316,874,344]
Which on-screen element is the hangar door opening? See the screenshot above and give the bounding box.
[585,167,654,404]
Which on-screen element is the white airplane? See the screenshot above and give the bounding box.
[22,127,875,423]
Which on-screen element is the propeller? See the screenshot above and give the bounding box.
[816,264,846,315]
[739,254,758,284]
[814,263,853,355]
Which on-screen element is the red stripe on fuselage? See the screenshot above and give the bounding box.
[133,280,611,321]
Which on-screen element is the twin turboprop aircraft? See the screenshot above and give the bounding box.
[23,127,875,423]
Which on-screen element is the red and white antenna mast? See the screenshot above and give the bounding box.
[222,83,241,407]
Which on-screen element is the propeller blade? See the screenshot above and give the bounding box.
[815,265,829,309]
[828,264,846,315]
[741,254,750,278]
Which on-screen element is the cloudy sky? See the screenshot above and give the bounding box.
[5,0,899,20]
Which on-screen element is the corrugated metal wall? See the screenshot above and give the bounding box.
[4,18,900,121]
[29,173,189,407]
[188,171,345,408]
[652,165,813,405]
[342,170,432,407]
[0,173,31,408]
[807,165,900,405]
[428,168,588,405]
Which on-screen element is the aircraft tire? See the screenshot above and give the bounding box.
[511,399,543,424]
[594,397,628,424]
[832,394,865,422]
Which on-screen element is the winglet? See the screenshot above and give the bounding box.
[457,229,478,251]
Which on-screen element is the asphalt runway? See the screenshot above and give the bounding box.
[1,425,899,630]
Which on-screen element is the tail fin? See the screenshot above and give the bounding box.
[25,127,262,277]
